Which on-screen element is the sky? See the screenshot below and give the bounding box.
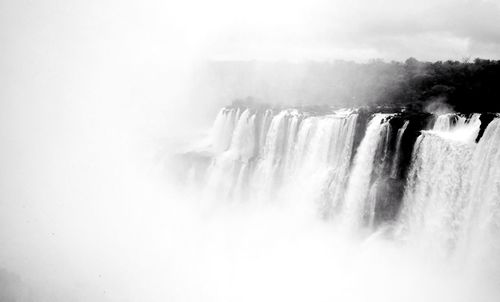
[201,0,500,62]
[2,0,500,66]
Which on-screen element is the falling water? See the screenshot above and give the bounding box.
[397,116,480,254]
[173,106,500,302]
[341,114,393,229]
[185,106,500,263]
[390,120,409,178]
[197,107,359,213]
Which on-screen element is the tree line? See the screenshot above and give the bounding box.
[200,58,500,112]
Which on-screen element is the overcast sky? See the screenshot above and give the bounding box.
[202,0,500,62]
[2,0,500,65]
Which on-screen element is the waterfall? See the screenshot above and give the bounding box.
[458,118,500,269]
[341,114,393,229]
[199,107,359,214]
[390,120,409,178]
[396,113,491,255]
[170,105,500,302]
[187,106,500,256]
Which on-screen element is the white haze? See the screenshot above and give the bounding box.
[1,0,500,301]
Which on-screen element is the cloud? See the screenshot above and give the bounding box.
[2,0,500,65]
[200,0,500,61]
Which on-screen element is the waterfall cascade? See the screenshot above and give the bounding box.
[183,105,500,258]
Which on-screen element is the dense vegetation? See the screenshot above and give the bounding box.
[199,58,500,113]
[378,58,500,113]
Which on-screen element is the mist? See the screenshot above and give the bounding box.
[2,0,500,301]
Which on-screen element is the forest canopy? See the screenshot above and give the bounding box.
[194,58,500,113]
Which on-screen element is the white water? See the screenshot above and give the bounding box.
[3,105,499,302]
[341,114,392,229]
[200,107,358,216]
[200,110,500,243]
[390,120,409,178]
[398,114,488,255]
[171,108,500,302]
